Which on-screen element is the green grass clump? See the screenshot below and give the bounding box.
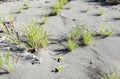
[17,5,22,13]
[98,23,114,37]
[98,9,104,16]
[9,9,15,23]
[56,65,63,72]
[85,6,90,12]
[42,13,48,24]
[67,27,81,51]
[105,27,114,37]
[6,34,20,45]
[59,0,67,7]
[52,0,68,15]
[25,21,48,50]
[24,1,30,9]
[104,72,120,79]
[67,39,78,51]
[53,2,61,15]
[82,29,92,46]
[58,56,64,62]
[0,50,14,73]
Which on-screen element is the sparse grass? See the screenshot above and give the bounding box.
[59,0,67,8]
[52,0,68,15]
[25,21,48,50]
[0,50,14,73]
[6,34,20,45]
[17,4,22,13]
[82,29,92,46]
[68,27,81,40]
[67,39,78,51]
[67,27,81,51]
[42,13,48,24]
[85,6,90,12]
[58,57,64,62]
[4,50,14,73]
[8,11,15,23]
[98,9,104,16]
[0,16,6,32]
[98,22,114,37]
[53,2,61,15]
[104,72,120,79]
[56,65,63,72]
[99,23,106,36]
[106,27,114,37]
[24,1,30,9]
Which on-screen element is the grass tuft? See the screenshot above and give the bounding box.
[82,29,92,46]
[25,21,48,50]
[0,50,14,73]
[104,72,120,79]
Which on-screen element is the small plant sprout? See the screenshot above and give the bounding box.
[104,72,120,79]
[98,22,114,37]
[8,10,15,23]
[24,1,30,9]
[53,2,61,15]
[99,23,106,36]
[67,39,78,51]
[0,16,6,32]
[0,54,4,68]
[115,13,120,20]
[59,0,67,8]
[98,9,104,16]
[85,6,90,12]
[25,21,48,50]
[58,57,64,62]
[55,65,63,72]
[67,26,81,51]
[17,4,22,13]
[6,34,20,45]
[42,13,48,24]
[5,50,14,73]
[68,27,81,40]
[0,50,14,73]
[82,29,92,46]
[106,27,114,37]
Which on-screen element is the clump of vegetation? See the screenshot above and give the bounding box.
[25,21,48,50]
[82,29,92,46]
[98,22,114,37]
[0,50,14,73]
[55,65,63,72]
[67,27,81,51]
[98,9,104,16]
[104,72,120,79]
[58,56,64,62]
[52,2,61,15]
[52,0,68,15]
[67,39,78,51]
[0,16,6,32]
[42,13,48,24]
[9,9,15,23]
[84,6,90,12]
[17,4,23,13]
[105,27,114,37]
[6,33,20,45]
[24,1,30,9]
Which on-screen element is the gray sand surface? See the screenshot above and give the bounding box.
[0,0,120,79]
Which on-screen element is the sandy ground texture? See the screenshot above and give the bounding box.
[0,0,120,79]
